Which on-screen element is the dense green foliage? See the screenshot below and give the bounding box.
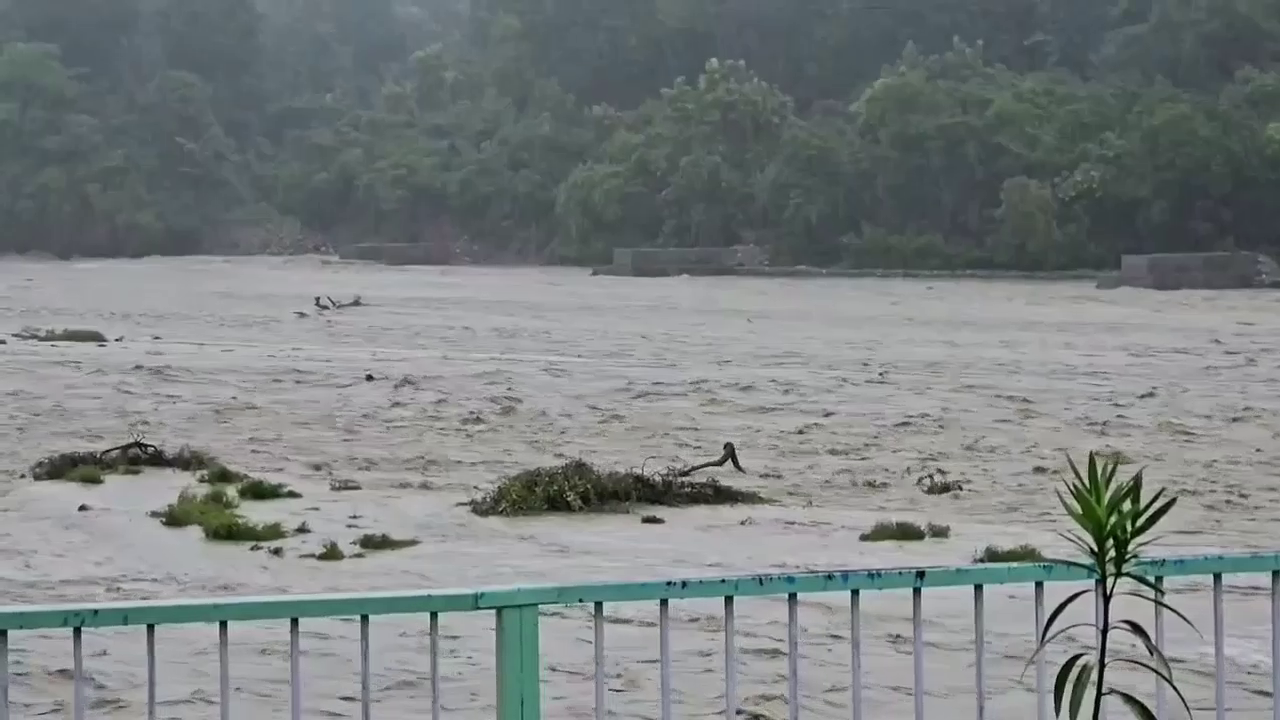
[3,0,1280,267]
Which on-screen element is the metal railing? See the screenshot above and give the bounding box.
[2,552,1278,719]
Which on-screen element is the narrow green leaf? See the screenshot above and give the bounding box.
[1066,453,1084,484]
[1068,658,1094,720]
[1053,652,1090,717]
[1132,497,1178,539]
[1112,619,1172,678]
[1040,589,1093,643]
[1056,531,1097,559]
[1104,688,1157,720]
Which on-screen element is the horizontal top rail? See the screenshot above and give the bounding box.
[1,552,1277,631]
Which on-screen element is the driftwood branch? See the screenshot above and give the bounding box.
[314,295,366,310]
[675,442,745,477]
[97,437,172,467]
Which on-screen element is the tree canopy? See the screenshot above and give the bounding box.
[2,0,1279,268]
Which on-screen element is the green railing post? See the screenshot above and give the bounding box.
[495,605,542,720]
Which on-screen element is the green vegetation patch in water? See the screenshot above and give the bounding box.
[973,543,1046,563]
[467,459,767,517]
[151,486,291,542]
[859,520,952,542]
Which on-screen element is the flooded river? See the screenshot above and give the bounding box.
[1,256,1277,718]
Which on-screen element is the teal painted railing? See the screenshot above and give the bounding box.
[1,552,1278,720]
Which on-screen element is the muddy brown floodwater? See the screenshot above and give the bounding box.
[1,256,1278,719]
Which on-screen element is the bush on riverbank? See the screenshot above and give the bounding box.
[467,459,768,517]
[974,544,1045,563]
[859,520,952,542]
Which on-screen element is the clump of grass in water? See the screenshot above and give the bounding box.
[354,533,420,551]
[153,488,239,528]
[202,516,288,542]
[152,487,288,542]
[64,465,105,485]
[467,459,767,517]
[974,543,1044,563]
[198,463,250,485]
[317,540,346,561]
[237,478,303,500]
[196,465,301,499]
[14,327,108,343]
[859,520,951,542]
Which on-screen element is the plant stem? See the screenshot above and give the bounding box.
[1092,581,1111,720]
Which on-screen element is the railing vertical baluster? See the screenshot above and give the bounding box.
[219,620,230,720]
[594,602,606,720]
[724,596,737,720]
[912,587,924,720]
[1272,571,1279,720]
[1213,573,1225,720]
[787,593,799,720]
[494,606,541,720]
[430,612,441,720]
[974,585,986,720]
[1094,581,1106,720]
[146,624,157,720]
[72,627,84,720]
[360,615,371,720]
[290,618,301,720]
[850,590,862,720]
[1034,582,1046,720]
[659,599,672,720]
[0,629,8,720]
[1154,577,1166,720]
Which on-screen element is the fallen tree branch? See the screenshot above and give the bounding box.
[98,438,171,467]
[675,441,745,477]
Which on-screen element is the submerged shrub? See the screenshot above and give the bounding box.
[15,327,108,343]
[202,516,288,542]
[198,463,250,485]
[974,543,1044,563]
[468,459,767,517]
[859,520,951,542]
[354,533,420,551]
[317,540,346,561]
[64,465,105,485]
[154,488,239,528]
[31,442,217,480]
[153,486,288,542]
[237,478,303,500]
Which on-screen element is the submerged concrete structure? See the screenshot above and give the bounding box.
[336,243,457,266]
[1102,251,1280,290]
[593,245,768,277]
